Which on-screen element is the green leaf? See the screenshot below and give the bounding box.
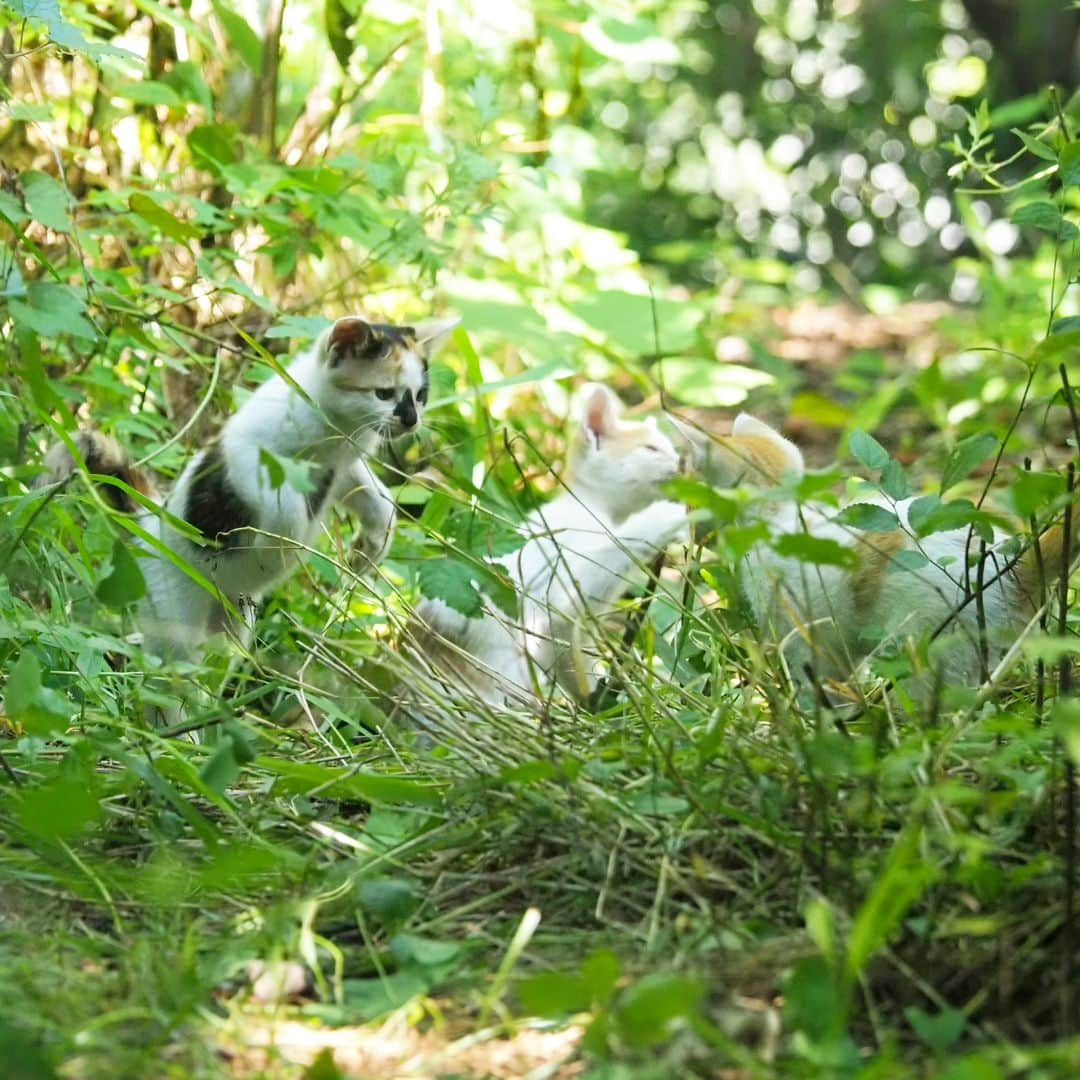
[905,1006,966,1052]
[199,738,241,794]
[8,283,96,340]
[3,652,70,735]
[21,170,70,232]
[941,432,998,494]
[848,430,890,471]
[256,758,444,806]
[358,877,421,926]
[569,290,703,355]
[774,533,859,569]
[783,955,844,1045]
[835,503,900,532]
[258,447,286,490]
[129,192,201,242]
[654,358,773,407]
[886,550,929,577]
[304,1047,344,1080]
[517,972,591,1016]
[324,0,360,71]
[911,497,983,537]
[212,0,263,73]
[112,80,183,107]
[188,123,240,174]
[4,651,42,721]
[581,949,620,1006]
[846,825,935,981]
[95,538,147,609]
[16,773,102,840]
[419,557,484,617]
[1012,128,1058,163]
[880,458,911,500]
[1060,141,1080,186]
[1011,200,1078,240]
[468,73,499,122]
[613,973,704,1049]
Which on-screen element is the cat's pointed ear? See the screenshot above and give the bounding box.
[578,383,621,449]
[325,317,373,367]
[414,317,460,357]
[732,413,804,476]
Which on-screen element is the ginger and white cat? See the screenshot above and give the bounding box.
[408,384,688,708]
[688,414,1062,699]
[43,315,457,662]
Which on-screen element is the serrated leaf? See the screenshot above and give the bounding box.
[835,503,900,532]
[887,549,930,574]
[848,430,890,471]
[911,496,981,537]
[1011,200,1077,239]
[22,170,70,232]
[468,73,499,122]
[880,458,911,500]
[129,192,201,242]
[96,538,147,608]
[941,432,998,494]
[774,533,859,569]
[419,557,484,617]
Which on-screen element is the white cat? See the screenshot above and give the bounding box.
[43,315,457,662]
[687,413,1054,700]
[407,384,689,708]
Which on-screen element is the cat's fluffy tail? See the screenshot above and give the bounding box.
[1014,503,1080,615]
[37,430,159,513]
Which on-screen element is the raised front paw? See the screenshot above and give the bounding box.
[353,497,397,569]
[647,499,690,547]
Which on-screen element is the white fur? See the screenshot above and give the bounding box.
[414,384,689,706]
[696,416,1022,696]
[136,317,456,661]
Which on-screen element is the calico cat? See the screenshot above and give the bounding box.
[42,315,458,662]
[686,413,1072,700]
[407,384,688,709]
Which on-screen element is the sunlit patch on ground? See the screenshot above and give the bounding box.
[221,1016,583,1078]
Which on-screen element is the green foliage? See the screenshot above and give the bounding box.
[0,0,1078,1075]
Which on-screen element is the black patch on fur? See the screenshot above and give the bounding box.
[304,465,337,519]
[184,442,253,547]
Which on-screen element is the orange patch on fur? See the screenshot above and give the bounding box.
[716,435,792,484]
[850,530,910,610]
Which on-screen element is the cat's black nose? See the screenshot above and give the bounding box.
[394,391,418,429]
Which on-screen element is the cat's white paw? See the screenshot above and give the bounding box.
[649,499,690,546]
[354,498,397,568]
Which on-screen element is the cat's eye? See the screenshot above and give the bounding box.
[645,444,664,453]
[374,388,396,401]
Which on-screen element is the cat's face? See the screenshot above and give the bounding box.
[677,412,804,489]
[317,315,458,435]
[568,384,682,517]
